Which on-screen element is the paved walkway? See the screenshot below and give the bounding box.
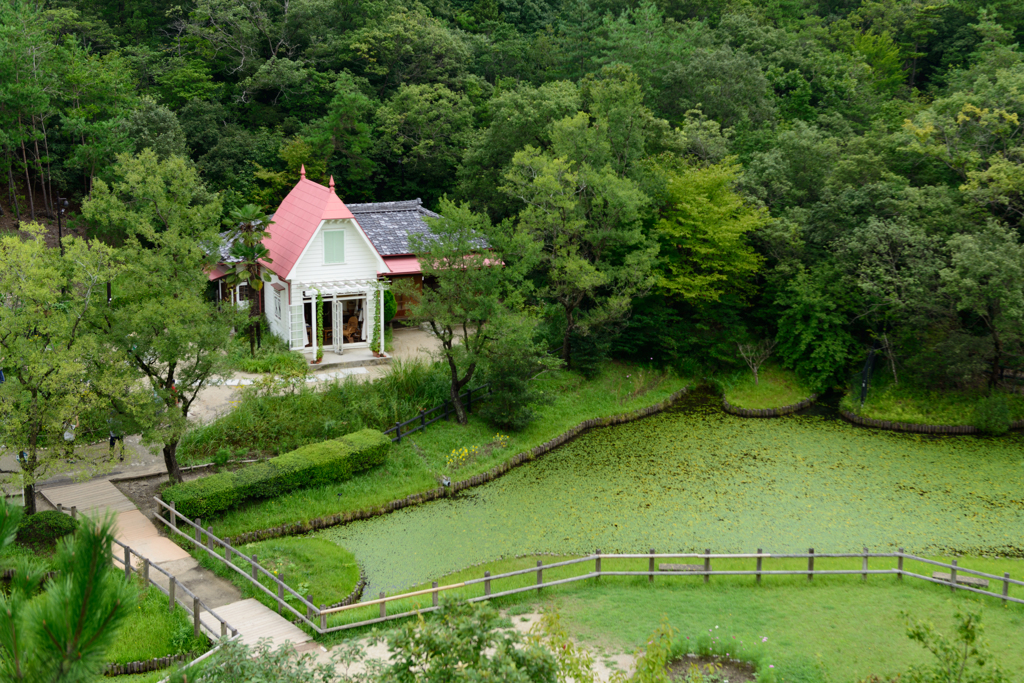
[40,479,311,650]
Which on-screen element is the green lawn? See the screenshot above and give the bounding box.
[722,365,812,410]
[322,553,1024,683]
[106,584,208,665]
[841,383,1024,426]
[201,364,689,539]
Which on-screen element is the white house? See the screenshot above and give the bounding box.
[209,168,439,360]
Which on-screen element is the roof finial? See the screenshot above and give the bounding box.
[329,175,336,192]
[300,164,306,179]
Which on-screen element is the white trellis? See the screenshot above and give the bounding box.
[291,279,389,356]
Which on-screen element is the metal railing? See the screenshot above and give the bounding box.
[383,384,492,444]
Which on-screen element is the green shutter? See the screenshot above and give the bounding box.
[324,230,345,264]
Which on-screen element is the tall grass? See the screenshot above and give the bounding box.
[224,325,308,375]
[719,364,812,409]
[180,359,451,461]
[841,379,1024,425]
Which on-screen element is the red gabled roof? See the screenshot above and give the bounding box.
[264,176,357,280]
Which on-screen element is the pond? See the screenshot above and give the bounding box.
[320,391,1024,593]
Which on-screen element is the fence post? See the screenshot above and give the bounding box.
[897,548,904,581]
[124,546,131,579]
[704,549,710,584]
[648,548,655,584]
[756,548,762,585]
[277,582,284,615]
[379,592,386,619]
[950,560,958,592]
[595,550,601,579]
[306,595,313,621]
[169,579,176,613]
[536,561,543,593]
[194,519,202,546]
[143,558,150,584]
[221,621,227,638]
[251,555,258,582]
[862,547,868,582]
[432,581,439,607]
[807,548,814,581]
[71,505,77,520]
[170,501,177,531]
[57,503,62,514]
[420,411,426,429]
[320,605,326,631]
[206,525,214,553]
[395,422,401,445]
[193,597,201,638]
[225,545,232,563]
[1002,573,1010,605]
[484,571,491,597]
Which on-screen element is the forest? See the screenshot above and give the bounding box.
[2,0,1024,396]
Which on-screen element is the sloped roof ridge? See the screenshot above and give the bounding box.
[348,199,423,213]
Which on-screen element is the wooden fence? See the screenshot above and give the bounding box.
[110,536,238,641]
[133,521,1024,636]
[383,384,492,444]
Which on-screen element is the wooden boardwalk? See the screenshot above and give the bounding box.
[41,480,136,515]
[213,599,312,648]
[39,477,312,651]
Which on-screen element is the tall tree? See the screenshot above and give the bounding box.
[0,226,126,514]
[82,151,234,483]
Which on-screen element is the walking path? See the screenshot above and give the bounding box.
[40,479,311,650]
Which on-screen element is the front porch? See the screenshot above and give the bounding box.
[300,346,390,370]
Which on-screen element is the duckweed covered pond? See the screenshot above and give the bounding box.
[320,392,1024,593]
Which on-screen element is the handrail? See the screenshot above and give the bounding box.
[383,384,492,444]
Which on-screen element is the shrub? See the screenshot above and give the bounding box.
[971,394,1011,435]
[164,429,390,519]
[16,510,77,549]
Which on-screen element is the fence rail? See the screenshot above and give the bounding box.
[110,537,238,640]
[383,384,491,444]
[147,535,1024,635]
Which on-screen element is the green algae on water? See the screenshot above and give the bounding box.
[320,396,1024,593]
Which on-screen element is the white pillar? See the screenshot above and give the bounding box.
[310,291,318,358]
[379,284,386,356]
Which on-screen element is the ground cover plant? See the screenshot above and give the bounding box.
[190,536,360,615]
[179,359,451,462]
[105,584,208,665]
[224,321,307,375]
[319,553,1024,683]
[198,363,687,540]
[842,382,1024,429]
[720,365,812,410]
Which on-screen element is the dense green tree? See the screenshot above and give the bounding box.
[81,151,234,483]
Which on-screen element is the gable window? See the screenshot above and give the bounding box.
[323,229,345,264]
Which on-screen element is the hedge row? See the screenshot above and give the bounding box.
[225,386,694,546]
[164,429,390,519]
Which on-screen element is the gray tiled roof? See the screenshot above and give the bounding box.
[347,199,439,256]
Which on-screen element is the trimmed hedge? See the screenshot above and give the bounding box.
[164,429,390,519]
[16,511,77,549]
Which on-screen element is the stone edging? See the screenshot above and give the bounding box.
[324,568,367,610]
[224,386,692,546]
[722,394,817,418]
[840,410,1024,434]
[104,652,196,677]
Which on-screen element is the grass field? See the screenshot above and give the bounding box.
[321,553,1024,683]
[106,584,208,665]
[721,365,812,410]
[200,364,689,539]
[841,382,1024,426]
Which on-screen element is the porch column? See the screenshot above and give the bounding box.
[379,284,385,355]
[310,291,318,359]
